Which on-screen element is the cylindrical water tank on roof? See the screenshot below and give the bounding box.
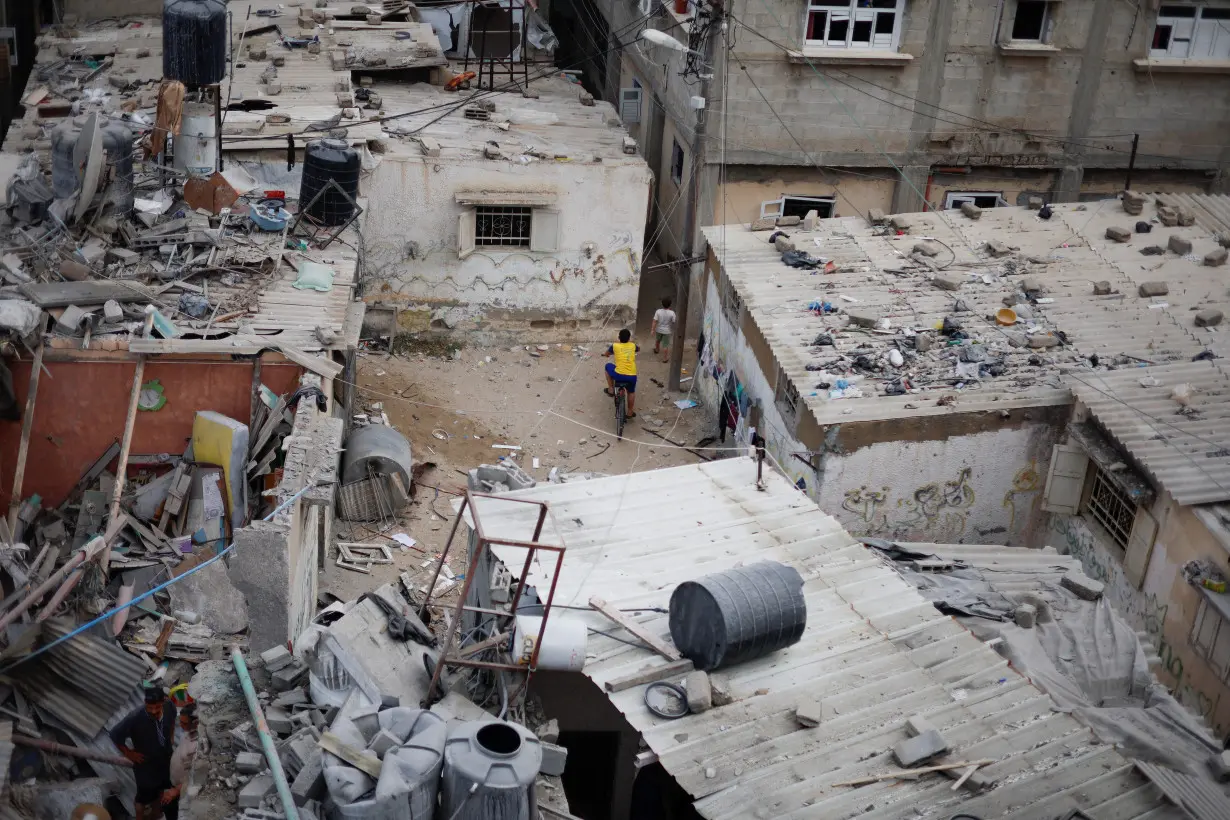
[340,424,413,489]
[299,139,361,226]
[50,118,82,199]
[668,560,807,671]
[50,117,137,214]
[163,0,227,86]
[172,101,218,177]
[442,720,541,820]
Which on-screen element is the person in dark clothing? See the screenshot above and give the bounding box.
[110,685,178,820]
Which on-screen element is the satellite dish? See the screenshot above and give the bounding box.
[72,112,105,223]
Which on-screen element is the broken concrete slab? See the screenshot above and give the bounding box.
[684,670,712,714]
[536,719,560,744]
[1027,334,1060,349]
[795,698,833,728]
[1138,281,1169,297]
[1195,309,1224,328]
[55,304,89,335]
[931,275,962,291]
[1061,571,1104,601]
[774,234,796,253]
[227,520,292,654]
[913,240,943,257]
[170,558,249,634]
[846,311,880,329]
[539,742,568,777]
[905,714,938,737]
[750,217,776,231]
[985,240,1012,257]
[238,774,276,808]
[893,728,949,767]
[274,688,309,708]
[1167,235,1193,255]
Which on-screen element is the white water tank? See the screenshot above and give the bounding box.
[173,101,217,177]
[512,615,586,672]
[442,720,541,820]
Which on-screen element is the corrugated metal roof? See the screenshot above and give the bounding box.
[1137,762,1230,820]
[18,619,146,738]
[702,198,1229,426]
[1067,361,1230,505]
[475,459,1178,820]
[1154,193,1230,238]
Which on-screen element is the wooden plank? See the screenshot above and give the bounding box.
[18,280,155,308]
[341,301,365,350]
[259,341,344,379]
[57,440,121,512]
[603,658,694,693]
[589,597,681,661]
[319,732,382,778]
[8,336,45,532]
[106,314,154,573]
[832,759,995,788]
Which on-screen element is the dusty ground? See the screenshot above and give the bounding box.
[321,340,734,603]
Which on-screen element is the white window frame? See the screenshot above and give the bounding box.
[804,0,905,52]
[620,80,642,124]
[943,191,1009,209]
[760,194,836,220]
[1191,591,1230,683]
[458,206,559,258]
[1150,4,1230,60]
[1007,0,1054,43]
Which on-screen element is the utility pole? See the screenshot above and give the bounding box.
[668,0,723,392]
[1124,133,1139,192]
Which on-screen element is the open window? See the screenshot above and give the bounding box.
[620,80,642,124]
[774,366,801,432]
[670,139,685,186]
[1010,0,1053,42]
[720,273,743,327]
[805,0,905,51]
[1191,586,1230,683]
[1042,437,1158,589]
[1151,4,1230,59]
[760,195,836,220]
[944,191,1008,209]
[455,192,559,258]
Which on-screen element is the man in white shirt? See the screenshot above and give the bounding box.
[650,297,676,363]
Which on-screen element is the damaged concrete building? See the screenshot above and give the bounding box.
[696,192,1230,735]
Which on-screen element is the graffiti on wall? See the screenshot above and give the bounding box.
[1050,514,1226,735]
[841,468,977,542]
[1002,461,1043,533]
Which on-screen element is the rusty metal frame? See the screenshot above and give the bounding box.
[419,489,564,705]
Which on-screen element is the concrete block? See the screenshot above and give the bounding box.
[622,136,637,155]
[893,729,948,767]
[539,742,568,776]
[914,240,943,257]
[846,311,880,329]
[1138,281,1169,297]
[1027,334,1060,349]
[774,234,796,252]
[56,305,88,334]
[102,299,124,323]
[1027,196,1043,210]
[260,645,294,672]
[1105,226,1131,243]
[366,729,400,758]
[1195,309,1223,328]
[238,774,275,808]
[959,201,982,220]
[905,714,938,737]
[931,275,962,291]
[1177,207,1196,227]
[985,240,1011,257]
[1021,277,1044,295]
[1167,235,1192,255]
[777,215,802,227]
[249,47,267,60]
[272,662,308,692]
[1205,247,1228,267]
[1015,604,1037,628]
[352,707,382,742]
[535,719,560,744]
[236,751,265,774]
[795,698,835,728]
[802,209,820,231]
[483,144,503,160]
[1061,570,1104,600]
[291,748,326,805]
[266,706,293,735]
[1093,281,1112,295]
[419,137,441,157]
[867,208,887,225]
[274,688,308,708]
[710,677,735,707]
[685,671,712,714]
[1157,206,1179,227]
[1219,232,1230,249]
[578,91,595,106]
[1141,245,1165,255]
[888,215,910,232]
[750,218,776,231]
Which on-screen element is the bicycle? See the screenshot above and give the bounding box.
[613,382,629,440]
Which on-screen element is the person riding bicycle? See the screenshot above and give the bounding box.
[603,328,639,418]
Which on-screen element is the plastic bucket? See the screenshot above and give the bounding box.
[512,615,587,671]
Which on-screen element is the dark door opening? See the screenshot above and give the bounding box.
[631,761,705,820]
[557,730,619,820]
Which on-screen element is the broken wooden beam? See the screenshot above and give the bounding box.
[589,597,681,661]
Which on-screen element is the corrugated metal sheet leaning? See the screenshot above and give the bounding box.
[476,458,1182,819]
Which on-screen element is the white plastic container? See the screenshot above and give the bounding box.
[512,614,586,671]
[173,101,218,177]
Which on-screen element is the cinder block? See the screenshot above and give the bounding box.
[266,706,293,736]
[1061,571,1104,601]
[685,671,712,714]
[795,698,835,728]
[914,240,943,257]
[867,208,887,225]
[1167,235,1192,255]
[750,218,776,231]
[1105,226,1131,243]
[893,729,948,767]
[1138,281,1169,297]
[1204,247,1228,267]
[238,774,275,808]
[778,215,802,227]
[1093,281,1112,295]
[366,729,400,758]
[931,275,962,291]
[272,662,308,692]
[539,742,568,776]
[846,311,880,329]
[291,749,326,806]
[1015,604,1037,628]
[960,201,982,220]
[1195,309,1223,328]
[274,689,308,708]
[905,714,938,737]
[235,752,265,774]
[260,645,294,672]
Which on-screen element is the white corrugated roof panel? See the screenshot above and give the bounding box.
[473,459,1177,819]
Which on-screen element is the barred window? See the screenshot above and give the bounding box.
[1085,466,1137,550]
[474,205,532,248]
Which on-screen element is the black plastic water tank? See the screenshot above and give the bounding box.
[668,561,806,670]
[163,0,227,86]
[299,139,361,226]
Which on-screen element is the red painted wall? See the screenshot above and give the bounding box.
[0,358,301,509]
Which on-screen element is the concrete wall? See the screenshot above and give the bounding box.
[62,0,161,19]
[362,150,651,339]
[695,259,1059,545]
[1051,501,1230,739]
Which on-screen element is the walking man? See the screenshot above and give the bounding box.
[110,684,178,820]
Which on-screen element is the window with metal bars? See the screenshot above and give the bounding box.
[1084,466,1138,551]
[474,205,532,247]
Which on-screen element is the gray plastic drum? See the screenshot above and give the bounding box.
[441,720,542,820]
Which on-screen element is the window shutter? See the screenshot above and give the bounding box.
[1123,506,1158,588]
[620,88,642,124]
[458,211,475,259]
[529,209,559,253]
[760,198,784,219]
[1042,444,1089,515]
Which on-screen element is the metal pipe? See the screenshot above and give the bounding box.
[231,648,300,820]
[0,539,98,632]
[13,734,134,767]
